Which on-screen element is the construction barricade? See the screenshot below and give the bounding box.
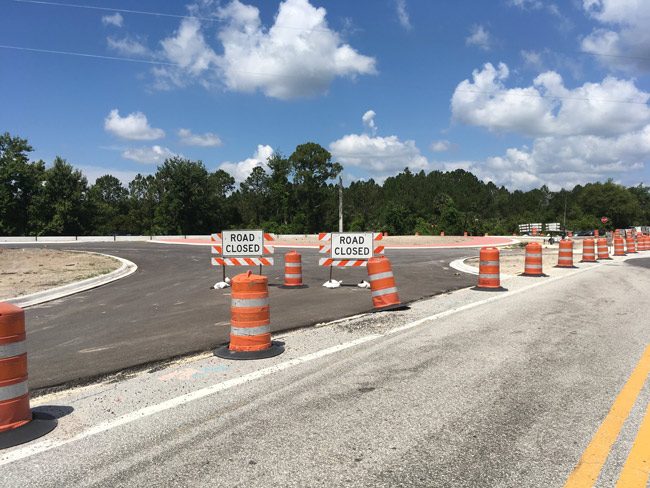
[0,302,57,449]
[522,242,546,277]
[626,237,637,254]
[613,237,626,256]
[580,238,598,263]
[556,240,576,268]
[597,238,611,260]
[281,251,307,289]
[367,256,402,311]
[474,247,506,291]
[214,271,284,360]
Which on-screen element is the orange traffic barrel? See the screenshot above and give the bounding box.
[367,256,402,311]
[637,235,648,252]
[613,237,626,256]
[214,271,284,360]
[522,242,545,277]
[474,247,506,291]
[0,302,57,449]
[594,229,599,237]
[597,238,611,260]
[642,236,650,251]
[626,237,637,253]
[281,250,307,289]
[556,240,576,268]
[580,238,598,262]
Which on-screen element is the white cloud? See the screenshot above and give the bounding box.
[122,145,176,164]
[362,110,377,135]
[178,128,222,147]
[330,134,429,175]
[430,140,452,152]
[102,13,123,28]
[104,109,165,141]
[449,61,650,190]
[521,50,544,71]
[451,62,650,138]
[581,0,650,71]
[395,0,412,30]
[465,24,492,51]
[219,144,274,182]
[107,36,150,57]
[154,0,376,99]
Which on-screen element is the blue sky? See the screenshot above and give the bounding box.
[2,0,650,190]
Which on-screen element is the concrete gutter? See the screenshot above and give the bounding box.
[5,252,138,308]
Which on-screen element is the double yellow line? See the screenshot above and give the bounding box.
[564,345,650,487]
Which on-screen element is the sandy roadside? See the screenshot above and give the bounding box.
[465,248,585,275]
[0,248,121,300]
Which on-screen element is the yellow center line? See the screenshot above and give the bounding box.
[615,403,650,487]
[563,345,650,488]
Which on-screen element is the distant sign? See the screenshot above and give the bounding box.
[222,230,263,257]
[601,216,609,223]
[331,232,374,260]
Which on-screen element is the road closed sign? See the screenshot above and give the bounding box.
[222,230,263,256]
[331,232,374,260]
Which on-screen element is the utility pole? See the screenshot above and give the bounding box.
[338,176,343,232]
[563,193,567,233]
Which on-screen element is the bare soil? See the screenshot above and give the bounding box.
[0,248,121,300]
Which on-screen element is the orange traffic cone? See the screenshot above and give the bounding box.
[0,303,57,449]
[367,256,402,311]
[474,247,507,291]
[214,271,284,360]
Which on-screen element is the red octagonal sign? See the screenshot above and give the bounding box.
[601,216,608,223]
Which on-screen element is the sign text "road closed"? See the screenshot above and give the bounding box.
[331,233,374,260]
[222,230,264,256]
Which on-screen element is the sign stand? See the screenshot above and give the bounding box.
[211,231,274,286]
[319,232,384,288]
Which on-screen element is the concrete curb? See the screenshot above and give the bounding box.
[5,252,138,308]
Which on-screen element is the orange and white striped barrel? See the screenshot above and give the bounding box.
[0,303,30,434]
[637,235,647,252]
[626,237,637,253]
[556,240,575,268]
[215,271,283,360]
[476,247,504,290]
[0,302,56,448]
[597,238,611,260]
[367,256,401,311]
[614,229,621,238]
[522,242,544,276]
[581,238,597,262]
[282,251,306,288]
[642,236,650,252]
[613,237,626,256]
[567,231,573,237]
[594,229,599,237]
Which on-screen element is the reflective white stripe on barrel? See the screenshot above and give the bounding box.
[0,381,28,402]
[479,273,500,279]
[284,273,302,279]
[285,262,301,268]
[527,253,542,258]
[526,264,543,269]
[368,271,394,281]
[0,341,27,360]
[231,298,269,308]
[371,287,398,297]
[230,325,270,336]
[480,261,500,266]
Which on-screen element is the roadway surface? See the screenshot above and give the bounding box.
[2,255,649,487]
[8,242,475,389]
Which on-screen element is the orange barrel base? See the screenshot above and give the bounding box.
[0,302,57,449]
[214,272,284,361]
[473,247,507,292]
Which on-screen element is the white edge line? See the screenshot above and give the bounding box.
[5,252,138,308]
[0,256,621,466]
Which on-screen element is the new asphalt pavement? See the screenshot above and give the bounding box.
[8,242,475,389]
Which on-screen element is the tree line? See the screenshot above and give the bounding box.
[1,132,649,236]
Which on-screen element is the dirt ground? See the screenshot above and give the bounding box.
[465,248,580,275]
[0,248,121,300]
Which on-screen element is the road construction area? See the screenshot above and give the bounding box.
[5,241,476,390]
[2,253,649,487]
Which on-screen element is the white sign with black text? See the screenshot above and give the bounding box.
[331,232,374,260]
[221,230,264,257]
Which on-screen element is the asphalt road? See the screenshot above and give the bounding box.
[3,256,648,487]
[12,242,475,389]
